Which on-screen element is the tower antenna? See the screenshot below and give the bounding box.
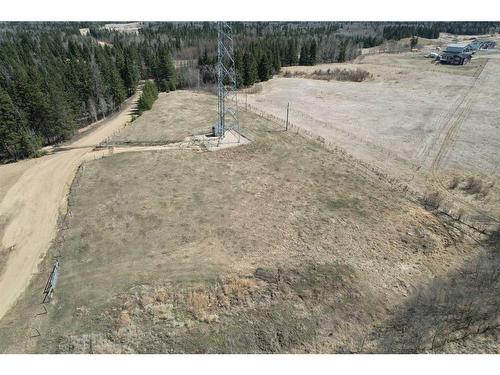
[214,21,239,138]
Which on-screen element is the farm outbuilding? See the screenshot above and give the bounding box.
[440,44,473,65]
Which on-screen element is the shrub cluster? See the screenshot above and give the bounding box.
[283,68,372,82]
[137,81,159,115]
[447,175,490,197]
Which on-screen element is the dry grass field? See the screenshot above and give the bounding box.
[0,91,496,354]
[112,91,216,144]
[245,43,500,226]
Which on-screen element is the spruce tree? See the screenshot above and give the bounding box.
[257,54,270,82]
[299,44,309,65]
[120,48,140,95]
[137,80,159,114]
[243,50,257,86]
[338,40,347,63]
[158,47,177,92]
[45,80,76,143]
[234,50,244,87]
[0,87,40,160]
[108,62,127,110]
[272,48,281,73]
[309,39,317,65]
[0,88,21,159]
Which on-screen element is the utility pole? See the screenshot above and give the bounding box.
[285,102,290,131]
[245,93,248,111]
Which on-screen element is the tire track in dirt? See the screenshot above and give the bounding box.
[430,95,474,171]
[425,59,499,227]
[415,92,466,165]
[430,60,488,171]
[417,59,488,169]
[0,91,140,321]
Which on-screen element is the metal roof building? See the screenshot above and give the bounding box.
[444,44,472,53]
[440,44,473,65]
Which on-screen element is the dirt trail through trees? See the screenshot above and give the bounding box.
[0,92,139,320]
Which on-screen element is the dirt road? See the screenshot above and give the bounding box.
[0,92,139,321]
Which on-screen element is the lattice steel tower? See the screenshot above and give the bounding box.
[214,22,239,137]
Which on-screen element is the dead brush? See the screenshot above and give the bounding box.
[187,290,211,314]
[222,276,259,297]
[462,176,483,195]
[218,276,261,308]
[286,68,372,82]
[422,191,442,210]
[447,176,460,190]
[153,287,169,303]
[282,70,307,79]
[186,289,221,323]
[243,83,263,94]
[117,310,131,326]
[329,68,373,82]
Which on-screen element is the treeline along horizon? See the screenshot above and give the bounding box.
[1,21,499,161]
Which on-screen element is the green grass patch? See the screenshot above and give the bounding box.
[321,196,364,214]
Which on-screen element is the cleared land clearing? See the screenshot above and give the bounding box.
[1,91,494,353]
[246,50,500,223]
[252,53,484,168]
[113,91,216,144]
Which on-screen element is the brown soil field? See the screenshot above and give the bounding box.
[0,91,496,353]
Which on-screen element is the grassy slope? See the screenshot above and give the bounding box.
[0,91,489,353]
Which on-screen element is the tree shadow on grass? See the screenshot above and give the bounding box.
[369,228,500,353]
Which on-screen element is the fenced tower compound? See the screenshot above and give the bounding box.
[214,21,239,138]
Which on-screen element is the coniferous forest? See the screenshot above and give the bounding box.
[1,21,499,161]
[137,81,159,114]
